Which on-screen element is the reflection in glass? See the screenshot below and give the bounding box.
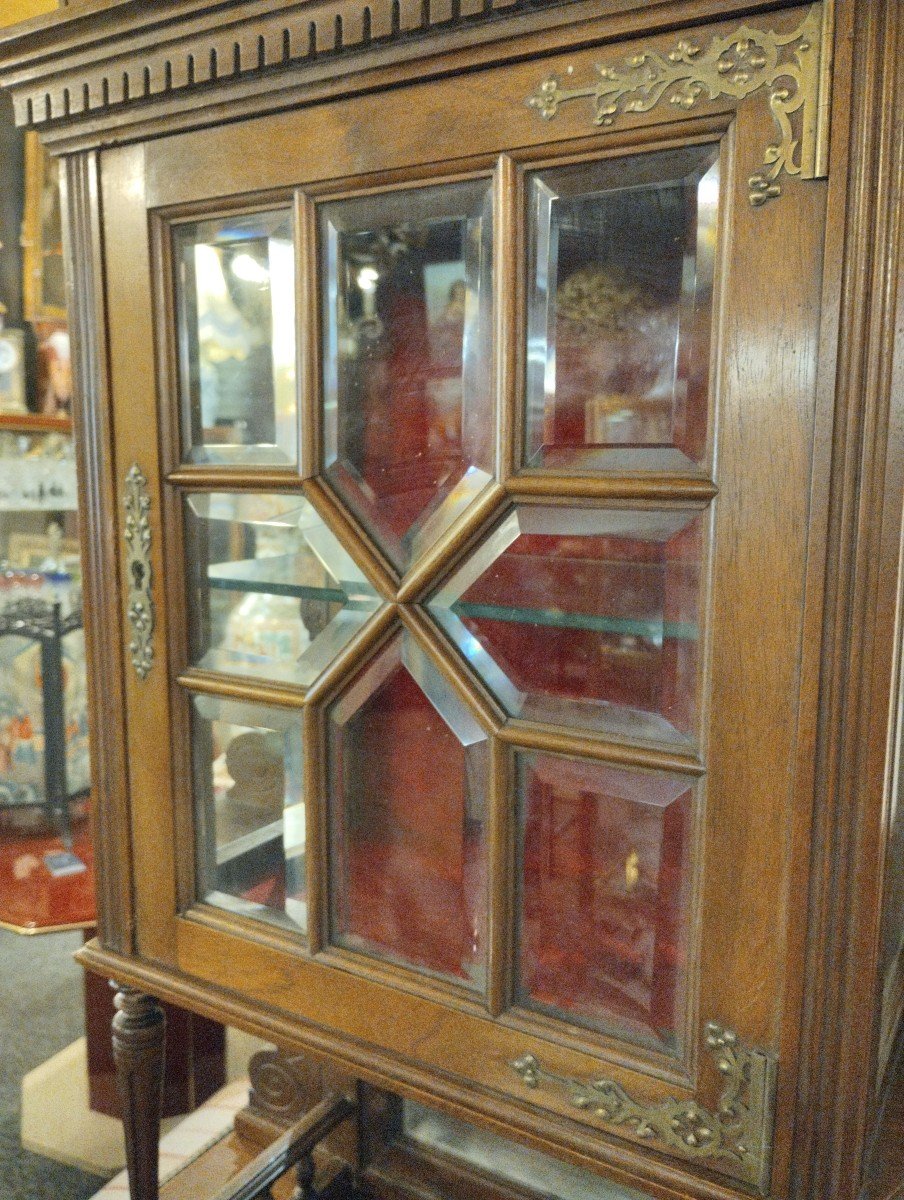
[403,1100,653,1199]
[430,506,703,743]
[185,492,380,685]
[526,146,719,473]
[192,694,306,932]
[328,632,488,987]
[321,179,494,572]
[175,211,297,465]
[516,753,693,1049]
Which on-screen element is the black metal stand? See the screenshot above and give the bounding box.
[0,596,87,848]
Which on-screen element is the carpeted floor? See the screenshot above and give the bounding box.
[0,928,107,1199]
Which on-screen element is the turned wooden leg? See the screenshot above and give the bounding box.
[111,984,166,1200]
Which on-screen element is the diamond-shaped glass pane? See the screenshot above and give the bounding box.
[430,506,703,743]
[525,145,719,473]
[320,178,494,572]
[192,694,307,933]
[328,631,488,988]
[185,492,380,686]
[516,751,694,1050]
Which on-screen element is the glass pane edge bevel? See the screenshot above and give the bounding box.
[310,473,402,596]
[295,189,318,481]
[316,170,499,576]
[495,719,706,778]
[425,496,712,751]
[179,482,388,692]
[322,623,496,998]
[517,139,724,479]
[486,735,514,1018]
[494,153,522,487]
[394,479,508,606]
[168,201,301,471]
[496,1002,695,1087]
[314,943,493,1017]
[509,742,702,1064]
[186,688,310,943]
[396,604,506,739]
[303,699,327,956]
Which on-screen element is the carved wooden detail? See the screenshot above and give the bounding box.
[524,3,831,206]
[251,1047,324,1121]
[0,0,551,132]
[111,986,166,1200]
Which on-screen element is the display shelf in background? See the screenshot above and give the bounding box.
[0,805,93,933]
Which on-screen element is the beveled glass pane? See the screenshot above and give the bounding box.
[175,211,297,466]
[525,146,719,473]
[321,179,494,572]
[516,752,694,1049]
[192,695,306,932]
[430,506,703,743]
[328,632,488,987]
[185,492,380,686]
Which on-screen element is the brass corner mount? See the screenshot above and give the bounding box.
[525,3,831,208]
[510,1021,777,1193]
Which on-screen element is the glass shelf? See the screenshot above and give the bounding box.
[452,600,697,643]
[186,493,381,687]
[208,554,362,606]
[430,505,704,743]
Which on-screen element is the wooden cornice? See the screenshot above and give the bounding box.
[0,0,821,152]
[0,0,596,146]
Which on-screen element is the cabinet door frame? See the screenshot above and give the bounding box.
[47,0,904,1198]
[93,9,840,1198]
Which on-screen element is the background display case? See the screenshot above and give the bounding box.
[0,2,901,1199]
[0,409,88,840]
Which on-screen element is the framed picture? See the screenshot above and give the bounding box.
[21,131,66,322]
[0,326,27,413]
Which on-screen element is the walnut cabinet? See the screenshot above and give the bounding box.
[0,2,901,1199]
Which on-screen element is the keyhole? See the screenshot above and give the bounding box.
[132,561,146,590]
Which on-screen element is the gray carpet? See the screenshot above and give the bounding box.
[0,928,108,1199]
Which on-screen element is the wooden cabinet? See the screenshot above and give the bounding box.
[0,2,901,1198]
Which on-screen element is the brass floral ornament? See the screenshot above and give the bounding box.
[123,463,154,680]
[526,4,830,206]
[510,1022,777,1193]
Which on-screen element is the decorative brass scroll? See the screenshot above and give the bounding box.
[123,463,154,680]
[526,3,830,207]
[510,1022,777,1193]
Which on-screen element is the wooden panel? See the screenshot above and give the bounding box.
[696,102,826,1048]
[79,938,753,1200]
[62,149,134,954]
[791,3,904,1196]
[101,140,179,962]
[140,33,746,209]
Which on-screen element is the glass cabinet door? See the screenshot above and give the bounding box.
[105,8,830,1195]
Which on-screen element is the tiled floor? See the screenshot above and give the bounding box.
[88,1077,250,1199]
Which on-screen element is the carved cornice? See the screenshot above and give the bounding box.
[0,0,576,138]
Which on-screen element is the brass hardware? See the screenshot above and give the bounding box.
[123,463,154,680]
[510,1022,777,1193]
[526,3,831,207]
